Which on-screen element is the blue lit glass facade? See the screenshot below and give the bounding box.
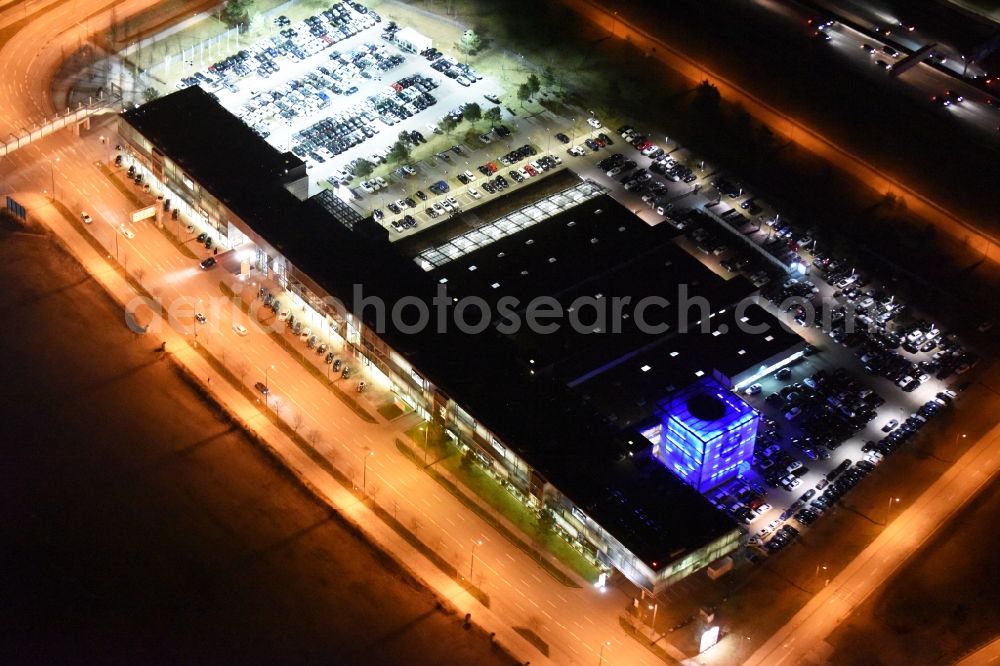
[644,377,758,492]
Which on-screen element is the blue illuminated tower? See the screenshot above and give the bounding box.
[644,377,758,492]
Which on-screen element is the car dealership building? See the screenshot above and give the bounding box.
[118,87,805,591]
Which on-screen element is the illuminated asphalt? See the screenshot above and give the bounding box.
[0,3,676,665]
[733,418,1000,666]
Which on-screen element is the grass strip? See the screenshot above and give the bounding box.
[218,281,377,423]
[98,163,147,208]
[396,438,587,587]
[154,220,199,259]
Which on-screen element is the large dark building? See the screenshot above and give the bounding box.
[118,87,804,590]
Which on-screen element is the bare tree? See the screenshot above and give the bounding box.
[134,266,145,286]
[306,428,322,447]
[235,360,249,384]
[292,412,305,432]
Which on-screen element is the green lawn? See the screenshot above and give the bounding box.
[405,423,599,583]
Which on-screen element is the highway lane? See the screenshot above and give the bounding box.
[558,0,1000,266]
[756,1,1000,137]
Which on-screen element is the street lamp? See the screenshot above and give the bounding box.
[264,363,276,409]
[885,496,900,524]
[363,449,375,496]
[49,157,60,201]
[598,640,611,665]
[648,602,658,632]
[470,539,482,578]
[422,421,430,465]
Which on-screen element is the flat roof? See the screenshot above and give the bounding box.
[122,88,739,569]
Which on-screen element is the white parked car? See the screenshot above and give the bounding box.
[81,212,92,224]
[232,323,248,336]
[461,170,476,182]
[118,224,135,240]
[467,187,481,199]
[586,117,602,128]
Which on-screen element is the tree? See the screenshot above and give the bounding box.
[537,508,555,538]
[483,106,502,127]
[693,79,721,114]
[462,102,482,124]
[387,140,410,164]
[457,29,481,55]
[526,73,541,96]
[516,83,532,108]
[141,87,159,103]
[353,158,375,179]
[541,65,557,90]
[220,0,252,27]
[438,115,460,135]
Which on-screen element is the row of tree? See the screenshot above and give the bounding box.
[353,103,505,178]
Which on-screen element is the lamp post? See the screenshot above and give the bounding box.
[422,422,430,465]
[264,363,275,410]
[648,602,658,632]
[49,157,60,201]
[363,450,374,496]
[470,539,482,578]
[598,640,611,665]
[885,496,900,524]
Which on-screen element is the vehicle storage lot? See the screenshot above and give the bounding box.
[186,2,498,199]
[556,119,984,557]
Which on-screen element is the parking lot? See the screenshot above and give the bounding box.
[178,1,500,201]
[544,119,984,558]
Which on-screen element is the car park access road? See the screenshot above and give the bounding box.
[737,416,1000,666]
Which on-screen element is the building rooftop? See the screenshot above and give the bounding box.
[122,88,747,571]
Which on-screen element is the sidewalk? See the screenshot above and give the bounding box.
[24,192,552,666]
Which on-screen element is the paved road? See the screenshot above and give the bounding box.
[0,2,677,665]
[956,636,1000,666]
[734,417,1000,666]
[557,0,1000,262]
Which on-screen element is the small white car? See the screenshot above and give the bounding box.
[81,212,92,224]
[232,323,248,336]
[467,187,481,199]
[586,117,602,128]
[118,224,135,240]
